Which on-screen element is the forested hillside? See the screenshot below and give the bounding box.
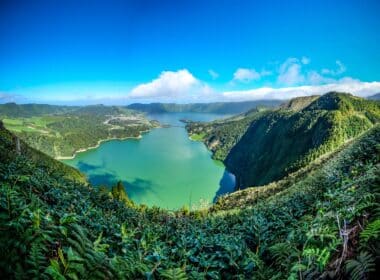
[0,104,158,158]
[0,121,379,279]
[187,92,380,189]
[185,95,320,162]
[127,100,281,114]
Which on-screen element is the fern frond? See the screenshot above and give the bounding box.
[360,219,380,243]
[159,268,188,280]
[345,252,376,280]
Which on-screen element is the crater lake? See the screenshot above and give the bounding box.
[62,113,235,209]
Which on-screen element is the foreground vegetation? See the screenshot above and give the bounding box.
[187,93,380,189]
[0,119,379,279]
[0,104,158,158]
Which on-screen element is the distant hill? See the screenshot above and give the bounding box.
[0,103,135,119]
[72,104,132,116]
[367,92,380,100]
[127,100,282,114]
[187,92,380,189]
[0,102,77,118]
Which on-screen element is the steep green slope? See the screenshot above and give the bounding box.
[212,123,377,211]
[187,92,380,189]
[0,124,379,279]
[127,100,281,114]
[185,95,320,162]
[226,92,380,188]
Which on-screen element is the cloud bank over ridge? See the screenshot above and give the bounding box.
[2,57,380,104]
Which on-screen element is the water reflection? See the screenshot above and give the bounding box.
[214,170,236,202]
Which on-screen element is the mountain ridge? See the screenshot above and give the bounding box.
[186,92,380,188]
[367,92,380,100]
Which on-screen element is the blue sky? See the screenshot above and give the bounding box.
[0,0,380,104]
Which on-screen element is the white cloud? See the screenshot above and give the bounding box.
[230,57,345,88]
[233,68,261,83]
[336,60,346,74]
[208,69,219,79]
[260,69,272,77]
[301,56,310,65]
[129,69,215,102]
[222,79,380,101]
[277,58,305,85]
[322,60,346,75]
[306,71,336,85]
[277,57,348,86]
[126,67,380,103]
[3,58,377,105]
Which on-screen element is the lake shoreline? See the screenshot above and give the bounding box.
[56,130,150,160]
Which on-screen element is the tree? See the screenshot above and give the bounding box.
[111,181,130,204]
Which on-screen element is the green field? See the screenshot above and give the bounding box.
[3,116,61,134]
[189,132,206,141]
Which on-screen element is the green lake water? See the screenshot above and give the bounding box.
[62,113,235,209]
